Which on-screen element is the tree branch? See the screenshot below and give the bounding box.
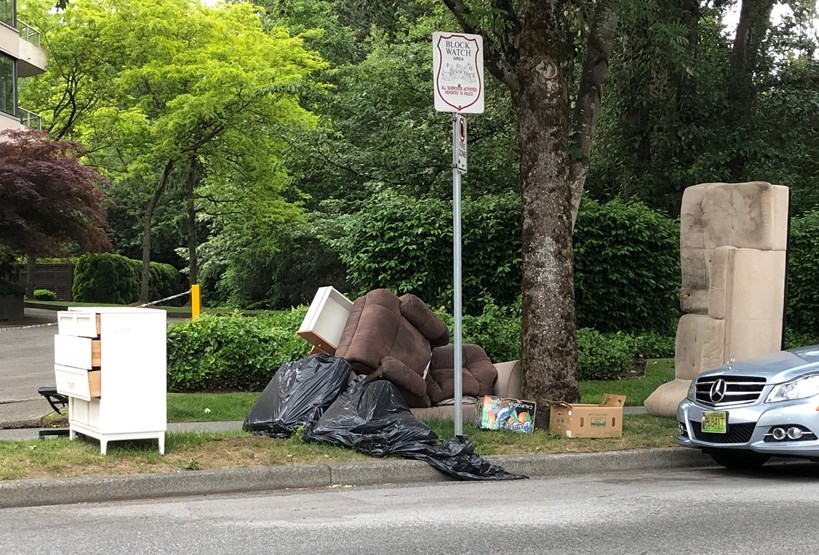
[569,0,618,227]
[441,0,520,92]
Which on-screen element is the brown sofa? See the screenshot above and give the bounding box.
[334,289,514,415]
[411,359,522,423]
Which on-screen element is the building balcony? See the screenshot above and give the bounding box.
[19,106,42,130]
[0,18,47,77]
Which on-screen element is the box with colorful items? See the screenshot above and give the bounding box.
[476,395,536,433]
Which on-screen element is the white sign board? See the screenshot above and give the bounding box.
[433,32,484,114]
[456,114,467,172]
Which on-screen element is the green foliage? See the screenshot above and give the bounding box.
[783,328,819,350]
[576,328,637,381]
[166,308,310,392]
[573,198,680,334]
[73,253,139,304]
[338,190,521,313]
[786,210,819,337]
[72,253,183,304]
[434,296,522,363]
[630,331,676,359]
[33,289,57,301]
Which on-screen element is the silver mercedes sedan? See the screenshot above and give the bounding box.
[678,344,819,469]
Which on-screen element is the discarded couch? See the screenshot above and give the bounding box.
[333,288,517,419]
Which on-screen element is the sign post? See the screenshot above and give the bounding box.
[433,31,484,436]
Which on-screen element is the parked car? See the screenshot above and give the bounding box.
[678,344,819,469]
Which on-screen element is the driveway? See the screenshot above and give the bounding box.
[0,308,59,425]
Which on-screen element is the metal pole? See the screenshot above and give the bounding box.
[451,113,463,436]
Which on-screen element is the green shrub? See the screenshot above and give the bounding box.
[436,296,522,363]
[783,328,819,350]
[630,331,676,359]
[338,190,521,314]
[73,253,184,305]
[576,328,637,380]
[73,253,139,304]
[786,210,819,338]
[33,289,57,301]
[573,198,680,335]
[166,307,310,392]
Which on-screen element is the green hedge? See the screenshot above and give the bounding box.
[339,191,679,334]
[786,210,819,338]
[573,198,680,334]
[73,253,184,305]
[166,308,310,392]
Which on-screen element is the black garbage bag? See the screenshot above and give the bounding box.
[304,377,527,481]
[242,354,352,438]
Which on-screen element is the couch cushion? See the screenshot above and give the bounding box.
[399,293,450,347]
[427,344,497,405]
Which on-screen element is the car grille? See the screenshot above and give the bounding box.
[695,375,767,407]
[690,420,756,443]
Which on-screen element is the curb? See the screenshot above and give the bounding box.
[0,448,714,509]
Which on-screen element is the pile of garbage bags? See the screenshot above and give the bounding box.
[243,354,526,481]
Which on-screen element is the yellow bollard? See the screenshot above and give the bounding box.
[191,284,201,320]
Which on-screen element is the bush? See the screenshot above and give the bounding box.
[630,331,676,359]
[573,198,680,335]
[73,253,139,304]
[338,190,521,314]
[786,210,819,338]
[33,289,56,301]
[576,328,637,380]
[435,296,522,363]
[73,253,184,305]
[166,307,310,392]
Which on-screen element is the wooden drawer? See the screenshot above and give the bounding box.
[54,335,101,369]
[57,311,100,338]
[55,365,100,401]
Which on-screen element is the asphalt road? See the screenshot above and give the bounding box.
[2,463,817,554]
[0,309,57,424]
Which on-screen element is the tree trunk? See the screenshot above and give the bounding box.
[514,5,579,426]
[25,251,35,298]
[185,156,200,287]
[727,0,775,178]
[140,160,174,304]
[569,0,618,226]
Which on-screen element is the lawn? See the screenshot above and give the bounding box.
[0,415,680,481]
[10,359,678,481]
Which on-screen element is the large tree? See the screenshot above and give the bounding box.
[22,0,324,302]
[0,129,110,294]
[440,1,618,417]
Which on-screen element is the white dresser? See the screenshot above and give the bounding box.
[54,307,167,454]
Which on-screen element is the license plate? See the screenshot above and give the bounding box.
[702,411,727,434]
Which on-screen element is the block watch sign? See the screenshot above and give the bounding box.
[433,32,484,114]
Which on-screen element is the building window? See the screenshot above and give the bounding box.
[0,0,14,28]
[0,54,15,116]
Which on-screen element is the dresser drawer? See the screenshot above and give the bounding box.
[57,311,100,338]
[55,365,101,401]
[54,335,101,369]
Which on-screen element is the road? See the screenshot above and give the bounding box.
[0,310,57,424]
[2,463,818,554]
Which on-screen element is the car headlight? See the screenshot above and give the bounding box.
[686,379,697,401]
[766,375,819,403]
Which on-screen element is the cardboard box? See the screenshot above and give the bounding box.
[476,395,536,433]
[297,287,354,355]
[547,394,626,438]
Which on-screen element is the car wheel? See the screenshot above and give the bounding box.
[708,450,770,469]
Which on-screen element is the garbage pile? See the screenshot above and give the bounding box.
[243,354,526,481]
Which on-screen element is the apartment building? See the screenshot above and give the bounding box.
[0,0,46,131]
